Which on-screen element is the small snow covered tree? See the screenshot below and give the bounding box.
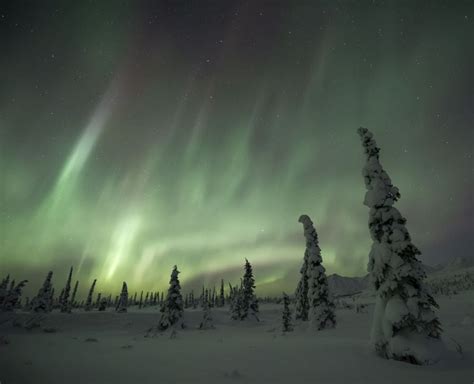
[60,266,73,313]
[282,292,293,332]
[31,271,54,313]
[49,288,55,309]
[0,276,15,311]
[219,279,225,307]
[70,280,79,309]
[295,250,309,321]
[299,214,336,330]
[157,265,184,331]
[0,275,10,307]
[144,292,149,307]
[211,287,216,307]
[116,282,128,313]
[357,127,442,364]
[98,297,107,311]
[57,288,64,310]
[200,286,205,308]
[1,280,28,311]
[199,297,215,330]
[241,259,259,321]
[229,283,242,320]
[84,279,97,311]
[95,293,102,308]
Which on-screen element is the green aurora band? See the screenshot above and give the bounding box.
[0,1,472,297]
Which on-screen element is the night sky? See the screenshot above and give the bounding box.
[1,1,472,297]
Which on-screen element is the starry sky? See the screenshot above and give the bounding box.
[0,1,472,297]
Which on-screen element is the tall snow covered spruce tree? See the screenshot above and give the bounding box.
[84,279,97,311]
[157,265,184,331]
[60,266,73,313]
[116,282,128,313]
[31,271,54,313]
[298,214,336,330]
[357,127,442,365]
[219,279,225,307]
[70,280,79,309]
[282,292,293,332]
[241,259,259,321]
[295,250,309,321]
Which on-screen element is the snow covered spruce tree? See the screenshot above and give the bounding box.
[49,288,55,309]
[282,292,293,332]
[295,250,309,321]
[31,271,54,313]
[60,266,73,313]
[0,275,11,308]
[84,279,97,311]
[357,127,442,365]
[211,287,216,307]
[199,286,205,308]
[199,297,215,330]
[298,214,336,330]
[157,265,184,331]
[241,259,259,321]
[219,279,225,307]
[98,297,107,311]
[1,279,28,311]
[229,283,242,320]
[116,282,128,313]
[70,280,79,309]
[57,289,64,310]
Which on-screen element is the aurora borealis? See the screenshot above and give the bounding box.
[1,1,472,297]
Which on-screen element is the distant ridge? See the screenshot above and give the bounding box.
[440,256,474,271]
[328,257,473,296]
[327,273,369,296]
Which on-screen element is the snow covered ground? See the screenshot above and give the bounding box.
[0,292,473,384]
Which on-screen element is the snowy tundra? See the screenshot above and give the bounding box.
[0,292,472,384]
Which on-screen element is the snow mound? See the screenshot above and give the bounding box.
[390,332,446,365]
